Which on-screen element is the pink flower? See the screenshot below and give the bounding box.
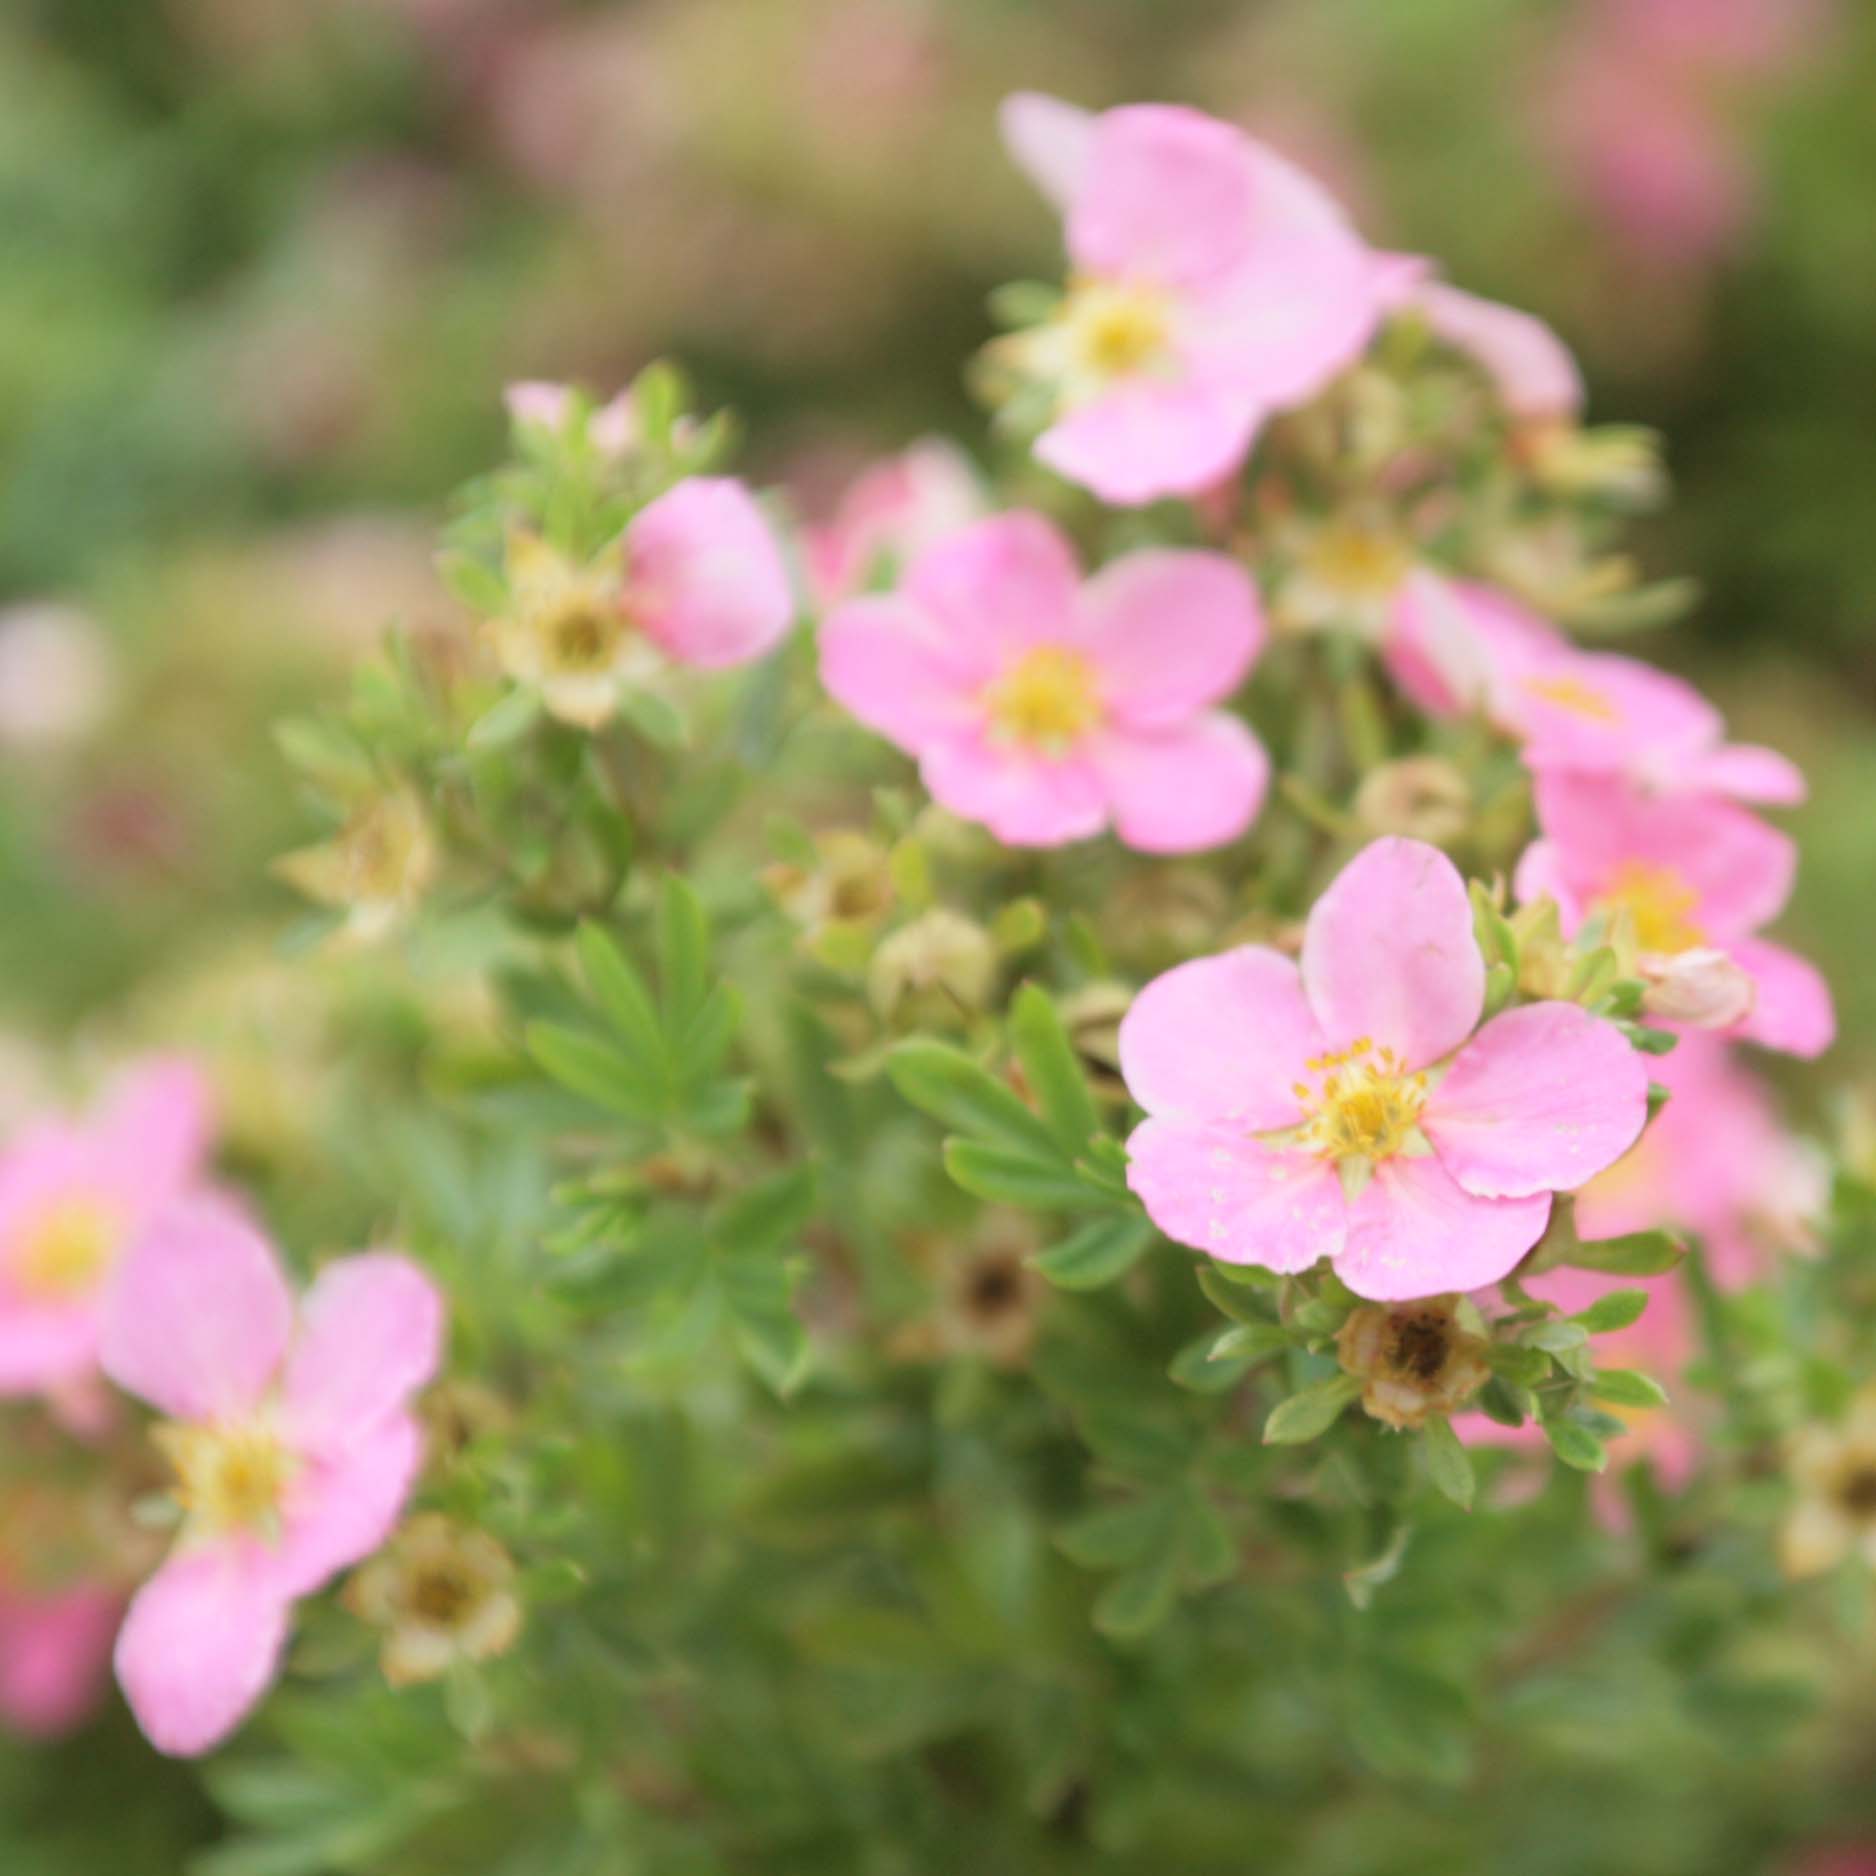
[0,1577,120,1739]
[1120,838,1650,1300]
[1518,771,1834,1059]
[997,94,1378,505]
[0,1060,215,1399]
[819,512,1269,852]
[99,1200,443,1756]
[805,439,984,607]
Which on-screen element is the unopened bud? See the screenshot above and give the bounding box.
[1637,948,1755,1029]
[867,910,997,1030]
[1336,1297,1491,1431]
[1354,757,1470,844]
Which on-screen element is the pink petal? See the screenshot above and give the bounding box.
[99,1197,292,1422]
[999,91,1095,210]
[1300,837,1485,1066]
[1337,1155,1551,1301]
[1681,741,1807,805]
[1510,838,1585,926]
[1090,715,1269,853]
[1118,946,1323,1129]
[0,1582,119,1738]
[1078,550,1264,728]
[1383,574,1564,719]
[1728,938,1835,1059]
[818,594,983,750]
[114,1549,290,1757]
[918,734,1107,847]
[1413,281,1584,421]
[1501,651,1723,776]
[625,478,794,670]
[97,1057,215,1208]
[0,1302,100,1396]
[271,1412,425,1599]
[1424,1002,1650,1199]
[901,513,1081,660]
[280,1253,443,1457]
[1126,1119,1346,1274]
[1035,378,1261,506]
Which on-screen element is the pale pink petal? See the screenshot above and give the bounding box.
[901,513,1081,660]
[999,91,1096,210]
[818,594,984,749]
[1424,1002,1650,1198]
[114,1549,290,1757]
[1090,716,1269,853]
[1035,379,1261,507]
[625,478,794,670]
[1118,946,1323,1129]
[1413,281,1584,421]
[1383,574,1564,719]
[1510,838,1585,926]
[0,1305,100,1395]
[1300,837,1485,1066]
[1078,550,1264,727]
[1681,742,1807,805]
[918,734,1107,847]
[280,1254,443,1456]
[1126,1119,1346,1274]
[504,381,575,431]
[98,1057,214,1209]
[0,1582,119,1738]
[99,1198,292,1422]
[1337,1155,1551,1301]
[1728,938,1835,1059]
[1502,651,1723,776]
[270,1412,425,1599]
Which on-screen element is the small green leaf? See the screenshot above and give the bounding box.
[1008,984,1101,1158]
[1263,1373,1361,1446]
[1543,1416,1609,1472]
[526,1023,663,1120]
[1592,1367,1669,1409]
[1092,1550,1180,1640]
[1056,1495,1175,1570]
[618,688,689,750]
[1488,1342,1549,1387]
[1560,1229,1686,1276]
[1572,1288,1649,1333]
[436,548,508,613]
[1030,1213,1155,1289]
[944,1139,1104,1210]
[467,687,541,750]
[1523,1319,1589,1354]
[1422,1418,1475,1511]
[716,1164,818,1258]
[575,924,664,1063]
[657,875,712,1035]
[887,1041,1060,1158]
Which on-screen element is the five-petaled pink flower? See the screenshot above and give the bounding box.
[805,438,984,608]
[1120,838,1650,1300]
[997,94,1378,505]
[1518,771,1834,1058]
[99,1199,442,1756]
[0,1059,214,1399]
[820,512,1269,852]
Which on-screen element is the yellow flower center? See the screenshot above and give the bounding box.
[1597,860,1705,955]
[984,646,1102,752]
[1293,1040,1429,1164]
[155,1421,295,1539]
[1520,672,1622,724]
[1304,522,1415,599]
[542,599,626,676]
[1060,279,1172,384]
[15,1196,122,1300]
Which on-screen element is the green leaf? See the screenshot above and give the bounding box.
[943,1139,1105,1211]
[1559,1229,1686,1275]
[1523,1319,1589,1354]
[1543,1416,1609,1472]
[617,687,688,750]
[1422,1418,1475,1511]
[1572,1287,1649,1333]
[1056,1495,1175,1570]
[1030,1213,1155,1289]
[525,1023,663,1121]
[1008,984,1102,1157]
[1592,1367,1669,1409]
[1263,1373,1361,1446]
[1091,1549,1180,1640]
[717,1163,818,1258]
[1197,1263,1275,1324]
[466,686,541,750]
[720,1252,811,1397]
[657,875,712,1036]
[575,924,664,1063]
[886,1040,1060,1159]
[436,548,508,613]
[1487,1342,1549,1388]
[1205,1319,1293,1364]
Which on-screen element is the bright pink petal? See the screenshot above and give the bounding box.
[626,478,794,670]
[1090,716,1268,853]
[901,513,1080,660]
[918,734,1107,847]
[271,1412,425,1598]
[1424,1002,1650,1199]
[0,1582,119,1738]
[1035,380,1261,507]
[280,1253,443,1457]
[1728,938,1835,1059]
[0,1304,101,1395]
[1000,91,1095,210]
[1126,1119,1346,1274]
[1079,550,1264,727]
[1511,838,1585,927]
[114,1549,290,1757]
[1301,837,1485,1066]
[1414,281,1584,421]
[97,1057,214,1206]
[99,1198,292,1422]
[818,594,983,749]
[1501,651,1722,777]
[1337,1155,1550,1301]
[1682,742,1807,805]
[1118,946,1323,1129]
[1384,573,1565,719]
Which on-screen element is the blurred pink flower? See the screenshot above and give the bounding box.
[0,604,117,752]
[1518,771,1834,1059]
[820,512,1269,851]
[1120,838,1649,1299]
[998,95,1378,504]
[504,381,639,458]
[0,1577,121,1740]
[0,1061,216,1399]
[805,438,983,608]
[100,1201,442,1755]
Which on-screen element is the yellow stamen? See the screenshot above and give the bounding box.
[1303,522,1415,598]
[15,1197,122,1300]
[984,646,1102,751]
[1060,279,1172,382]
[1521,672,1622,724]
[1293,1040,1429,1164]
[1597,859,1705,955]
[154,1421,295,1539]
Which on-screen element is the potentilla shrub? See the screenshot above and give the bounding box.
[4,94,1873,1876]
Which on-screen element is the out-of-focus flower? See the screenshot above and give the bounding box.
[763,830,895,962]
[99,1202,442,1755]
[504,381,639,459]
[992,95,1377,505]
[1121,838,1648,1300]
[1337,1296,1492,1430]
[1781,1388,1876,1580]
[491,480,793,729]
[867,910,996,1030]
[0,604,117,752]
[821,513,1269,851]
[274,787,440,944]
[0,1575,120,1739]
[345,1513,520,1688]
[0,1061,215,1399]
[939,1217,1047,1369]
[1518,771,1833,1058]
[1353,757,1471,844]
[804,439,984,608]
[1270,508,1420,641]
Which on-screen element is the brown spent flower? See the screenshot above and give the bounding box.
[867,909,997,1030]
[345,1514,522,1687]
[1336,1297,1492,1431]
[1780,1390,1876,1580]
[1353,757,1471,845]
[272,786,438,944]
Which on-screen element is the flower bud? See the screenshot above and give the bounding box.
[867,910,996,1030]
[1353,757,1470,844]
[763,830,895,966]
[1336,1297,1492,1431]
[1636,947,1756,1029]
